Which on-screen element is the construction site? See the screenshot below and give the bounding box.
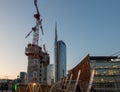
[15,0,120,92]
[17,0,89,92]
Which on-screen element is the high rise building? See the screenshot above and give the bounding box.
[57,41,66,78]
[54,24,67,82]
[25,44,50,84]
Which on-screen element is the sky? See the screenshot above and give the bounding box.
[0,0,120,79]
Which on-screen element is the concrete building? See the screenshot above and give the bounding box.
[25,44,49,84]
[54,24,67,82]
[20,72,27,84]
[47,64,54,85]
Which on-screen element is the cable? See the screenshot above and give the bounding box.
[110,51,120,56]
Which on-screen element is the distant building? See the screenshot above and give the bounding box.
[47,64,54,85]
[20,72,27,84]
[54,24,67,82]
[0,79,13,91]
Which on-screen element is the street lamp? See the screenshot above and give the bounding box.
[32,83,36,92]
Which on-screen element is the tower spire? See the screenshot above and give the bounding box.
[54,22,58,82]
[55,22,58,42]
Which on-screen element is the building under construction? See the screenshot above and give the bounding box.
[25,44,49,84]
[25,0,50,84]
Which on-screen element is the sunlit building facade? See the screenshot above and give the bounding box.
[90,56,120,92]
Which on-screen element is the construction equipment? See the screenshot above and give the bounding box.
[25,0,44,45]
[25,0,44,83]
[34,0,44,35]
[43,44,47,53]
[25,0,50,87]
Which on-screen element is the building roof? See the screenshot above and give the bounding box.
[90,56,118,61]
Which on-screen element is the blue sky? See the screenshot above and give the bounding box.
[0,0,120,79]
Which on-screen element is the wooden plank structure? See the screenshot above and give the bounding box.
[68,55,91,92]
[16,83,51,92]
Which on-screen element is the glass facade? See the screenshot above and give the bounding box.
[57,41,66,80]
[54,27,66,82]
[90,56,120,92]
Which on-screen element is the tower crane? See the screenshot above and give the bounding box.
[25,0,44,45]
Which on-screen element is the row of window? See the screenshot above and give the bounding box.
[93,77,120,83]
[95,70,120,75]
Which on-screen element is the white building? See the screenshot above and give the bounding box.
[47,64,54,85]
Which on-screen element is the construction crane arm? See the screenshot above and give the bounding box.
[34,0,39,13]
[34,0,44,35]
[43,44,47,53]
[39,19,44,35]
[25,30,33,39]
[34,0,40,19]
[40,25,44,35]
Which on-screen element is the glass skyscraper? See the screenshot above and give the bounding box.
[57,40,66,79]
[54,24,66,82]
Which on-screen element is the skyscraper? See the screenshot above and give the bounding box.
[54,24,67,82]
[57,41,66,79]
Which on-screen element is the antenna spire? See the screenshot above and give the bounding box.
[55,22,58,42]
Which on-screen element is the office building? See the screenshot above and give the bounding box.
[57,41,66,78]
[54,24,67,82]
[90,56,120,92]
